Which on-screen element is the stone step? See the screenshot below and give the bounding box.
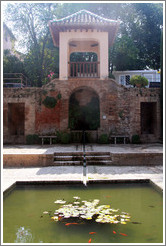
[86,156,111,161]
[86,160,113,165]
[86,152,110,156]
[54,152,83,156]
[54,156,83,161]
[53,151,111,166]
[53,161,83,166]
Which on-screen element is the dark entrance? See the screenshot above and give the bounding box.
[141,102,157,134]
[69,87,100,130]
[8,103,25,135]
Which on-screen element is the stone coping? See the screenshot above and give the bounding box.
[3,143,163,155]
[3,165,163,193]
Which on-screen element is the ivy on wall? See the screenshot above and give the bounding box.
[42,93,61,109]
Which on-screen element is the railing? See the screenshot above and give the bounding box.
[69,61,100,78]
[3,73,31,88]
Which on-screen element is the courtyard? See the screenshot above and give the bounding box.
[3,143,163,193]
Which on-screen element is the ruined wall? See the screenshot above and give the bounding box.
[3,79,161,144]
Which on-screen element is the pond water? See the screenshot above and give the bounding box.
[3,182,163,243]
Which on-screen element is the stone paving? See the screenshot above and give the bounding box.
[3,143,163,154]
[3,144,163,192]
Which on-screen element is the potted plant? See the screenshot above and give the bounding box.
[130,75,148,88]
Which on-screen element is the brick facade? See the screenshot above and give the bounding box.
[3,78,161,144]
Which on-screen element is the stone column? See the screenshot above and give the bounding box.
[99,32,108,79]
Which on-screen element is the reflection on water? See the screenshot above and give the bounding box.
[4,183,163,243]
[15,226,33,243]
[15,226,43,243]
[82,166,87,186]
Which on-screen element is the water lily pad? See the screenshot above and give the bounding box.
[51,216,59,221]
[50,197,130,225]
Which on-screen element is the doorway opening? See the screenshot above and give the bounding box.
[141,102,157,134]
[69,87,100,130]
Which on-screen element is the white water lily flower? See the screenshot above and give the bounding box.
[43,211,49,214]
[54,200,66,204]
[73,196,80,199]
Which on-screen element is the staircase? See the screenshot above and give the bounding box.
[53,152,112,166]
[86,152,112,165]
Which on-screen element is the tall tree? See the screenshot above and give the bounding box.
[3,2,163,82]
[4,3,58,86]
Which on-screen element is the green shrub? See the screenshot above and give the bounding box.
[98,134,109,144]
[57,93,62,100]
[60,132,70,144]
[130,75,148,88]
[131,134,141,144]
[52,73,59,79]
[42,96,57,108]
[108,72,115,79]
[26,134,40,144]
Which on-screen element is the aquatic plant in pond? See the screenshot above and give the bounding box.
[44,197,131,225]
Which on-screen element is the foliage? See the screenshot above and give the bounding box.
[26,134,40,144]
[42,93,61,108]
[110,35,140,71]
[4,3,59,87]
[108,72,115,79]
[24,39,59,86]
[42,96,57,108]
[3,2,163,78]
[47,71,59,81]
[70,52,97,62]
[3,50,24,74]
[55,131,70,144]
[57,93,62,100]
[60,132,70,144]
[44,197,131,225]
[118,110,125,119]
[160,29,163,138]
[98,134,109,144]
[131,134,141,144]
[130,75,148,88]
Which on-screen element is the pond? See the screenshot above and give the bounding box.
[3,182,163,244]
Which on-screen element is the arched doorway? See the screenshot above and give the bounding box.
[69,87,100,130]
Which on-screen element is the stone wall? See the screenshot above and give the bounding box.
[3,79,161,144]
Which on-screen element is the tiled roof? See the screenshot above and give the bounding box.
[49,10,120,47]
[50,9,119,26]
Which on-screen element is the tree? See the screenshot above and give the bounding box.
[4,3,58,87]
[3,49,24,74]
[110,35,140,71]
[23,36,59,86]
[3,2,163,82]
[132,3,163,70]
[110,3,163,70]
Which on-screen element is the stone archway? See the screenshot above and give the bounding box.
[69,87,100,130]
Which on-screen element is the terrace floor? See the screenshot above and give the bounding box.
[3,143,164,192]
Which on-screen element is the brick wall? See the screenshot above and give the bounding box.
[3,79,161,144]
